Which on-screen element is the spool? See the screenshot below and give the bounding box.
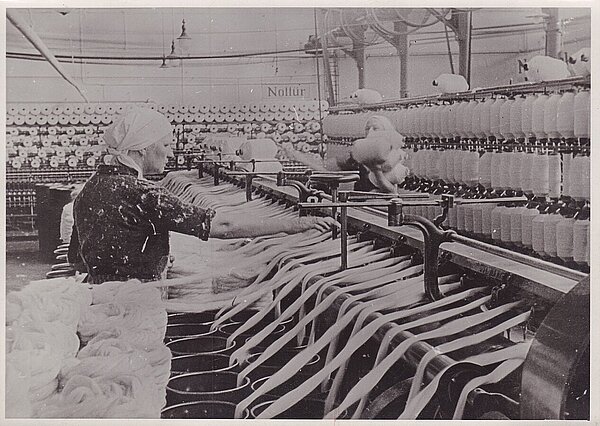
[67,156,79,168]
[166,323,215,342]
[520,153,534,194]
[543,213,562,257]
[509,151,523,191]
[510,206,526,244]
[531,153,550,197]
[489,97,505,139]
[161,400,246,419]
[436,150,447,182]
[499,152,512,190]
[219,322,286,347]
[531,215,546,256]
[543,93,562,139]
[447,206,458,229]
[469,101,482,140]
[572,219,590,265]
[481,204,497,237]
[472,205,484,235]
[446,150,456,183]
[167,334,237,357]
[491,206,504,241]
[170,354,238,376]
[456,205,466,231]
[500,207,513,243]
[182,113,193,123]
[573,90,590,139]
[510,96,525,140]
[556,217,576,261]
[466,100,479,139]
[249,398,344,420]
[425,105,435,139]
[490,152,502,190]
[166,371,251,406]
[499,98,514,140]
[556,92,575,139]
[456,101,469,139]
[569,156,583,200]
[531,94,549,140]
[574,156,591,201]
[521,208,539,248]
[453,150,465,184]
[425,150,438,180]
[479,151,492,188]
[463,205,475,233]
[479,98,494,139]
[547,154,561,199]
[562,153,573,198]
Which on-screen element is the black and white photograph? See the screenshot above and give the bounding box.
[3,3,594,422]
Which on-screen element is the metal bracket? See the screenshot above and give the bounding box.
[388,198,456,301]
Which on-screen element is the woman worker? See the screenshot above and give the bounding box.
[69,108,337,285]
[282,115,409,193]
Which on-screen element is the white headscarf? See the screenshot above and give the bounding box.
[102,108,172,177]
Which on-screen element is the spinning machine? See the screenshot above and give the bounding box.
[155,75,590,420]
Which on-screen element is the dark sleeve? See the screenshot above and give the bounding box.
[67,224,87,273]
[141,184,216,241]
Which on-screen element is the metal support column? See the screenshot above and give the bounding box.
[319,9,336,106]
[456,9,473,86]
[394,21,409,98]
[542,8,562,58]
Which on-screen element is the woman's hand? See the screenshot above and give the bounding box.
[292,216,340,233]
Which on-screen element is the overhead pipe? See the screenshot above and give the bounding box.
[7,9,89,102]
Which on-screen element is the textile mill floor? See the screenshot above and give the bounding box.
[5,241,54,293]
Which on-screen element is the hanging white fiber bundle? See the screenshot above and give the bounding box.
[432,74,469,93]
[567,47,590,77]
[349,89,383,105]
[522,55,572,82]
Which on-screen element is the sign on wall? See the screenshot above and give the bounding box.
[262,83,310,99]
